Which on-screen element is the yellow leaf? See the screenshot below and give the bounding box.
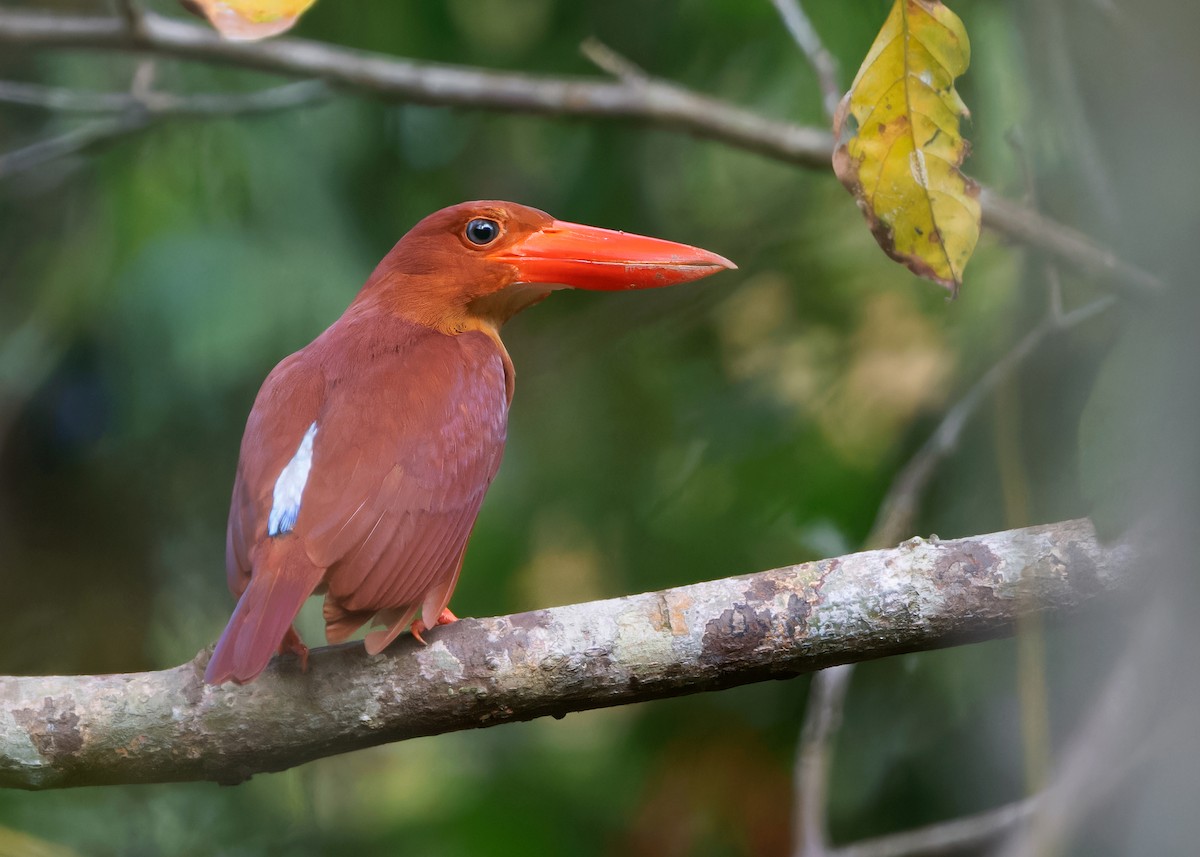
[186,0,317,41]
[832,0,980,294]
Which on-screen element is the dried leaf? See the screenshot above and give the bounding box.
[833,0,980,295]
[185,0,317,41]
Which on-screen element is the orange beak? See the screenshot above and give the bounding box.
[492,220,736,290]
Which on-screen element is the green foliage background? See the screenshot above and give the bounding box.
[1,1,1198,855]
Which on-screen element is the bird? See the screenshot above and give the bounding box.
[203,200,735,685]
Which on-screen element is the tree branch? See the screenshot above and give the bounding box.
[0,78,330,116]
[833,796,1038,857]
[0,8,1163,295]
[0,79,329,179]
[979,189,1159,298]
[0,115,145,179]
[794,665,854,857]
[993,598,1182,857]
[0,519,1130,790]
[770,0,841,122]
[0,8,833,168]
[796,285,1102,854]
[868,295,1115,549]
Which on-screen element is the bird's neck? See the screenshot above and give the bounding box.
[466,286,553,329]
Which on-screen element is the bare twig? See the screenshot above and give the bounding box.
[113,0,144,36]
[0,8,1164,295]
[0,80,145,113]
[0,80,329,179]
[1033,0,1120,227]
[0,519,1132,790]
[994,599,1181,857]
[833,796,1039,857]
[867,295,1115,548]
[1046,264,1066,323]
[0,79,330,116]
[980,190,1158,298]
[794,665,855,857]
[129,57,157,100]
[0,9,834,167]
[770,0,841,121]
[807,286,1107,857]
[1007,128,1070,327]
[0,116,145,178]
[579,38,648,85]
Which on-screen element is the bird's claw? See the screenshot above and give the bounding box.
[279,626,310,672]
[410,608,460,645]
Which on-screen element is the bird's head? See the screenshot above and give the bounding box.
[361,201,736,333]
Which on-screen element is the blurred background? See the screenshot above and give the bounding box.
[1,1,1198,855]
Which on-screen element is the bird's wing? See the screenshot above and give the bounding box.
[295,327,509,621]
[225,350,325,597]
[224,319,507,640]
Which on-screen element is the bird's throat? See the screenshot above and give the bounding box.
[465,285,553,330]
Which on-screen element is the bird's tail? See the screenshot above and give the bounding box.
[204,548,324,685]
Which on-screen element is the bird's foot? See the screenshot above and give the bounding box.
[279,626,310,672]
[410,609,460,645]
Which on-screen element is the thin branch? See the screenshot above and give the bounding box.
[832,796,1038,857]
[112,0,144,36]
[1046,264,1066,323]
[0,8,1163,295]
[1033,0,1120,228]
[979,189,1159,298]
[579,38,649,86]
[0,9,834,167]
[0,116,145,178]
[993,598,1182,857]
[794,665,855,857]
[0,519,1131,790]
[0,79,330,116]
[1006,127,1076,327]
[867,295,1115,548]
[129,57,157,101]
[770,0,841,122]
[0,80,330,179]
[0,80,149,114]
[805,288,1105,857]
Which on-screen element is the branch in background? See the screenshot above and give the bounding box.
[579,37,649,86]
[791,137,1125,857]
[0,78,329,117]
[0,8,1162,295]
[0,9,833,167]
[0,80,329,179]
[979,189,1158,299]
[0,519,1130,790]
[834,796,1039,857]
[113,0,144,36]
[794,665,854,857]
[0,115,146,179]
[993,598,1184,857]
[770,0,841,122]
[790,296,1105,857]
[867,295,1115,549]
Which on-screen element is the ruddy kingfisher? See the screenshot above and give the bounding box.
[204,201,735,684]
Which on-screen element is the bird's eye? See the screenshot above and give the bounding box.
[465,218,501,246]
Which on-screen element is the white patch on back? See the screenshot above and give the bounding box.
[268,421,318,537]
